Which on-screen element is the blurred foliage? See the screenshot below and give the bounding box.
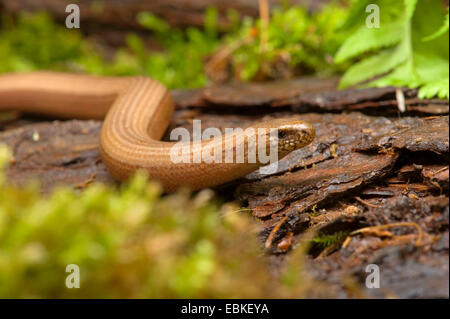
[224,3,350,81]
[0,13,89,72]
[0,144,330,298]
[126,7,221,88]
[0,3,349,89]
[0,10,219,88]
[0,1,447,98]
[336,0,449,99]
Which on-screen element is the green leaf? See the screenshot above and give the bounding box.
[418,78,449,99]
[335,20,404,63]
[336,0,449,99]
[204,6,219,39]
[423,12,449,41]
[404,0,418,19]
[137,12,170,33]
[339,0,374,31]
[339,42,407,88]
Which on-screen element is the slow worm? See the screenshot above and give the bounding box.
[0,72,315,191]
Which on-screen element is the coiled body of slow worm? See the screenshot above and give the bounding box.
[0,72,315,191]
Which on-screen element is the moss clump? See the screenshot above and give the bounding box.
[312,231,349,249]
[0,145,328,298]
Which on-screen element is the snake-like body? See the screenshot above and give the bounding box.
[0,72,315,191]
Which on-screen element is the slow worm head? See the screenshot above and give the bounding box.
[0,72,315,191]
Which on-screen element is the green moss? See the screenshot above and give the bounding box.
[0,145,328,298]
[312,231,350,249]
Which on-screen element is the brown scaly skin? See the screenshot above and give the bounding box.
[0,72,315,191]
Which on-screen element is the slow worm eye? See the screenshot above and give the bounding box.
[278,130,287,139]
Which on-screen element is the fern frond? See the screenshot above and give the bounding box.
[335,20,404,63]
[339,44,407,88]
[404,0,418,19]
[369,59,420,88]
[339,0,373,31]
[336,0,449,99]
[423,12,449,41]
[418,78,449,99]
